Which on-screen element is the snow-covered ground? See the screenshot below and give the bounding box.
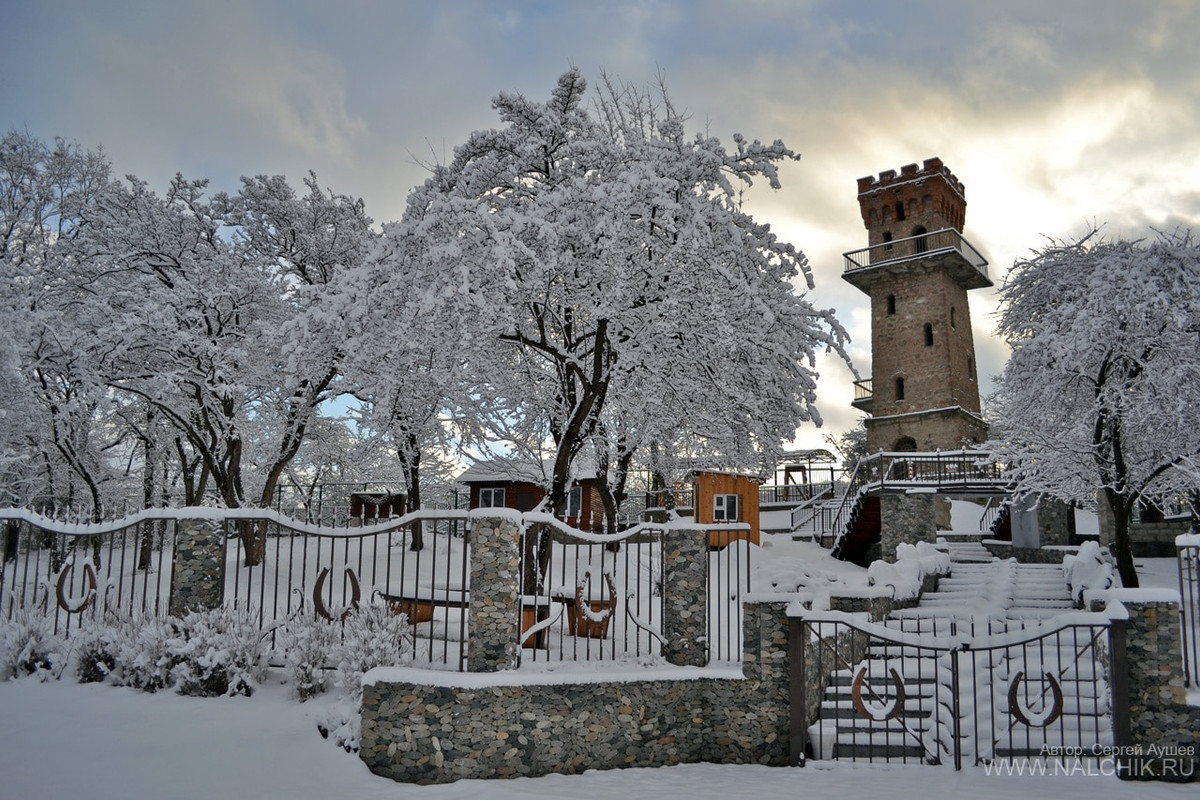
[0,545,1194,798]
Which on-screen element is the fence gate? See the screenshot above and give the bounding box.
[793,613,1117,769]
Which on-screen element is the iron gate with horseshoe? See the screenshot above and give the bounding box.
[792,612,1116,769]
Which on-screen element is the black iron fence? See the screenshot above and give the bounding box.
[793,612,1115,769]
[1,508,751,670]
[1180,541,1200,687]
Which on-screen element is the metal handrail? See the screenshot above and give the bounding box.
[843,227,988,280]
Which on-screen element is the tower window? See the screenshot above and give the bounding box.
[950,306,957,328]
[924,323,934,347]
[886,294,896,315]
[882,231,893,251]
[894,202,905,221]
[895,377,906,402]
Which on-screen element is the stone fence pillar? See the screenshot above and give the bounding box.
[466,514,522,672]
[1095,592,1199,782]
[169,519,225,616]
[661,525,709,667]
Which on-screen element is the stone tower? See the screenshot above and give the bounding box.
[843,158,990,453]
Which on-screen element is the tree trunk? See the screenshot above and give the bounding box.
[403,434,423,552]
[1103,489,1139,588]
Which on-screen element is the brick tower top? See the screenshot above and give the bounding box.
[856,157,966,242]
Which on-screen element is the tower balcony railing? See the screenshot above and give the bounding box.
[843,227,989,283]
[851,377,873,413]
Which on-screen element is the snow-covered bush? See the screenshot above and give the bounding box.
[278,609,342,701]
[73,619,122,684]
[332,600,412,699]
[0,609,66,681]
[869,542,951,601]
[1062,540,1115,603]
[167,606,267,697]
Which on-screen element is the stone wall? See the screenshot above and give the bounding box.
[168,519,225,616]
[879,492,937,562]
[360,599,794,784]
[1095,501,1190,557]
[466,514,522,672]
[661,527,709,666]
[1090,593,1199,782]
[982,541,1080,566]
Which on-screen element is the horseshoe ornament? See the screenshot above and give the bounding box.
[575,571,618,624]
[55,562,98,613]
[1008,671,1064,728]
[312,566,361,621]
[851,665,907,722]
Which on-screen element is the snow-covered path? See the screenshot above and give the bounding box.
[0,679,1193,800]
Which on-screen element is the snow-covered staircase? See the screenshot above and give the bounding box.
[811,552,1111,765]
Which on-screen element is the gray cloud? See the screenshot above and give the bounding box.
[3,0,1198,449]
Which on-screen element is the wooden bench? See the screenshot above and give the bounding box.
[381,585,552,648]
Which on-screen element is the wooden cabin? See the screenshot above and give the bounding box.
[457,459,603,532]
[692,470,760,547]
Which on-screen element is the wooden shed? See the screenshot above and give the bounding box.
[692,470,760,547]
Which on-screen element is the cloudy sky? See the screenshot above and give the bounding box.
[4,0,1198,451]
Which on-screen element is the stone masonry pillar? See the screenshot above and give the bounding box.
[879,493,937,563]
[169,519,226,616]
[661,525,709,667]
[466,514,522,672]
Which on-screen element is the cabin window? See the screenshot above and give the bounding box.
[886,294,896,315]
[567,486,582,518]
[924,323,934,347]
[479,487,505,508]
[895,377,906,401]
[713,494,740,522]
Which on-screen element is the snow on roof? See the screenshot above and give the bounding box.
[456,457,597,484]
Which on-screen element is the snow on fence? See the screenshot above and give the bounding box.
[0,508,750,671]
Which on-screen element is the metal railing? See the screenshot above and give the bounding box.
[819,451,1009,551]
[843,227,989,284]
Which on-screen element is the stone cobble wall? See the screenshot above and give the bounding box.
[168,519,224,616]
[466,515,522,672]
[879,493,937,562]
[1095,501,1190,557]
[662,527,708,666]
[982,541,1078,565]
[361,600,794,784]
[1087,597,1200,782]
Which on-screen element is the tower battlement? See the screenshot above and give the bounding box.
[856,157,966,234]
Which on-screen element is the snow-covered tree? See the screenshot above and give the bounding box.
[388,70,850,535]
[0,131,120,515]
[991,229,1200,587]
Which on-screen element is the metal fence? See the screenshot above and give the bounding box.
[794,612,1114,769]
[0,514,178,636]
[1179,541,1200,687]
[1,508,751,670]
